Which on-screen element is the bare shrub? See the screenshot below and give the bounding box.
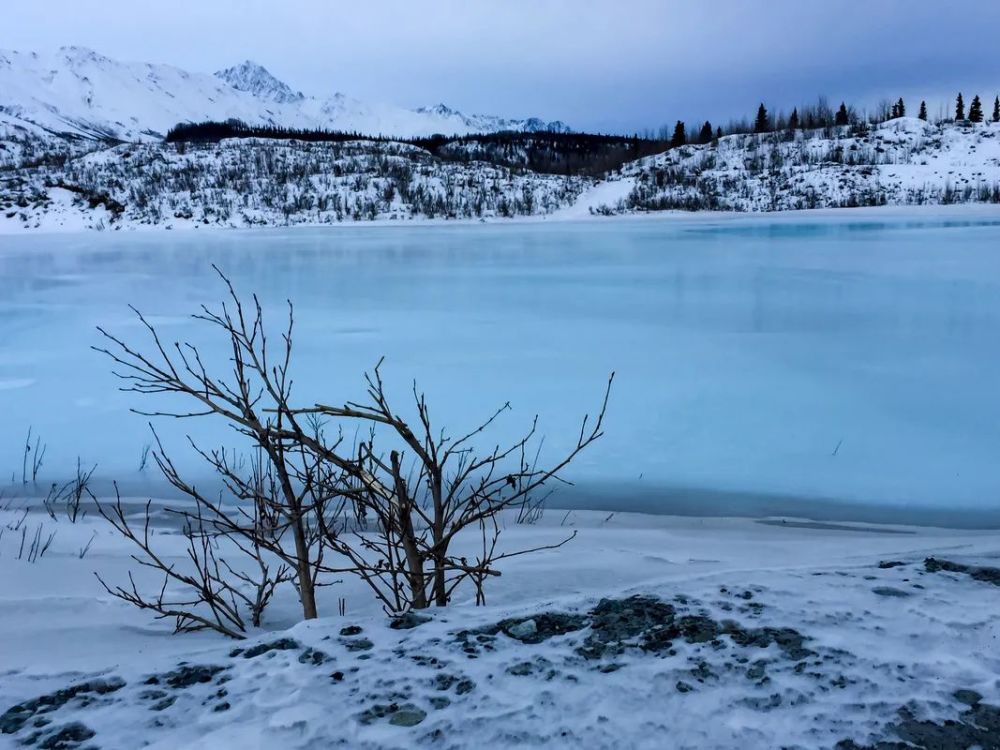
[93,268,611,635]
[42,458,96,523]
[95,490,292,638]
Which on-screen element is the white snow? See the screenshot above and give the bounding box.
[597,118,1000,214]
[0,47,570,143]
[1,504,998,749]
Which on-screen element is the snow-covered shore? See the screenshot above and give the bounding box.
[3,506,998,749]
[4,118,1000,234]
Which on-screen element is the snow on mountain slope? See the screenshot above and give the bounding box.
[594,117,1000,213]
[215,61,305,104]
[0,47,572,142]
[0,138,590,231]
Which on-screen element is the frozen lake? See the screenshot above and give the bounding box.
[3,212,1000,525]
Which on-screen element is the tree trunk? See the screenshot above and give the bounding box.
[291,516,318,619]
[390,451,427,610]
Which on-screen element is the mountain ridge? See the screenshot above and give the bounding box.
[0,46,572,141]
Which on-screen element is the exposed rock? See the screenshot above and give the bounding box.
[344,638,374,652]
[390,613,432,630]
[237,638,300,659]
[35,721,95,749]
[506,619,538,640]
[838,702,1000,750]
[298,647,331,666]
[145,665,226,689]
[1,678,124,735]
[872,587,912,598]
[925,557,1000,587]
[358,702,427,727]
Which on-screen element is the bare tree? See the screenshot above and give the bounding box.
[95,489,291,638]
[94,267,611,628]
[298,361,612,611]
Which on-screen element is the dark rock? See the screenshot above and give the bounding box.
[340,625,363,636]
[675,681,694,693]
[433,673,475,694]
[722,624,813,661]
[878,561,906,569]
[390,613,431,630]
[872,587,912,598]
[953,689,982,706]
[358,702,426,727]
[1,678,125,735]
[388,706,427,727]
[298,647,330,666]
[36,722,95,750]
[747,660,767,681]
[331,671,345,682]
[147,665,226,689]
[500,613,588,644]
[344,638,374,652]
[506,662,535,677]
[925,557,1000,587]
[239,638,300,659]
[506,619,538,640]
[838,702,1000,750]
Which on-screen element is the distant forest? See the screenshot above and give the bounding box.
[165,121,671,176]
[166,91,1000,177]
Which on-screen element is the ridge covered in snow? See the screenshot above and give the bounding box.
[595,117,1000,213]
[214,61,305,105]
[3,115,1000,232]
[0,46,573,141]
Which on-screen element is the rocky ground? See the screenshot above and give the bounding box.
[3,550,998,750]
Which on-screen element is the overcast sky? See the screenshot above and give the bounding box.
[4,0,999,132]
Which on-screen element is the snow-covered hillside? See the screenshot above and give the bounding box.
[4,117,1000,232]
[0,47,570,142]
[1,138,590,231]
[596,118,1000,213]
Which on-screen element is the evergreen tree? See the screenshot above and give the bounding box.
[670,120,687,147]
[890,101,899,119]
[968,95,984,123]
[993,96,1000,123]
[835,102,850,126]
[895,98,905,118]
[754,103,770,133]
[715,126,723,140]
[955,92,965,121]
[918,101,928,121]
[698,121,713,144]
[788,108,799,130]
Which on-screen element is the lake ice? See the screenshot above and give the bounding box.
[2,212,1000,523]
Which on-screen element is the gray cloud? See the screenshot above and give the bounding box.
[4,0,998,131]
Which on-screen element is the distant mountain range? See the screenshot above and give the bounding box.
[0,46,571,142]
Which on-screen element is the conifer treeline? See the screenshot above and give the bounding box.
[165,120,672,176]
[167,89,1000,176]
[653,91,1000,143]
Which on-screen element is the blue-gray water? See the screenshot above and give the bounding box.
[3,214,1000,525]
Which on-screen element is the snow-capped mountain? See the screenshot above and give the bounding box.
[413,104,570,134]
[214,61,305,104]
[0,47,572,142]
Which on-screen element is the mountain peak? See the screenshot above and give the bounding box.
[215,60,304,104]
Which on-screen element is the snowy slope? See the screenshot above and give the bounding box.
[0,47,571,142]
[0,138,590,231]
[595,117,1000,213]
[2,506,999,749]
